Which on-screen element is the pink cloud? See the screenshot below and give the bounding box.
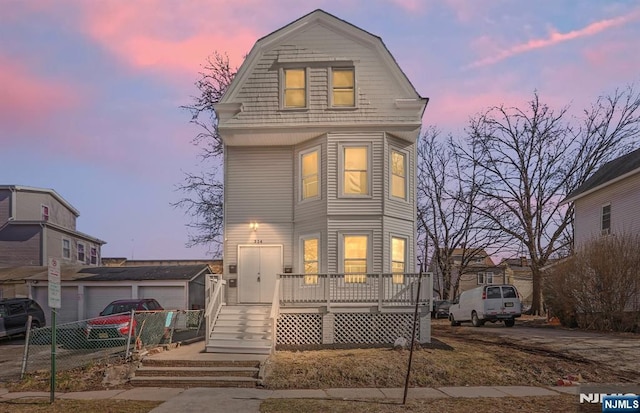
[389,0,428,13]
[468,9,640,68]
[0,57,80,135]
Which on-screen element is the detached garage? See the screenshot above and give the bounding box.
[28,265,211,322]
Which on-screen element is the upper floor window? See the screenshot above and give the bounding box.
[331,68,355,107]
[391,237,406,284]
[477,272,494,285]
[77,242,85,263]
[90,246,98,265]
[283,68,306,109]
[41,205,49,221]
[62,239,71,259]
[391,150,406,200]
[301,148,320,200]
[302,236,319,285]
[601,204,611,235]
[341,145,370,196]
[343,235,368,283]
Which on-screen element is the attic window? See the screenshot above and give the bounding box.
[283,68,307,108]
[41,205,49,221]
[331,68,355,107]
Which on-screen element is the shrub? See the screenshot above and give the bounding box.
[543,233,640,332]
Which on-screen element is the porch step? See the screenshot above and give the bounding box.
[135,366,259,378]
[207,305,273,355]
[130,376,259,388]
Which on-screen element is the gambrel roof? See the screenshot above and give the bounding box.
[564,147,640,203]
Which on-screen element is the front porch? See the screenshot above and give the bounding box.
[205,272,432,354]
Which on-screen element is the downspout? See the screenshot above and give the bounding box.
[40,223,47,266]
[10,187,17,219]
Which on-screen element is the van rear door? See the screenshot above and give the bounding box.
[484,286,503,316]
[501,285,521,315]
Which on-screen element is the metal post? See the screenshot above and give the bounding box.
[50,309,56,404]
[20,315,32,379]
[403,264,423,405]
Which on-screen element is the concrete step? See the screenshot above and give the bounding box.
[135,366,258,378]
[141,358,261,368]
[206,339,272,354]
[130,376,259,388]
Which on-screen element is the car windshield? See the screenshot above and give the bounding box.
[102,303,137,316]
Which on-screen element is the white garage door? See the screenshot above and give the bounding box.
[85,286,132,318]
[138,286,185,310]
[32,286,79,324]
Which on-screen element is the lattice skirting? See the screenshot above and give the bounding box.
[277,313,323,345]
[277,312,428,345]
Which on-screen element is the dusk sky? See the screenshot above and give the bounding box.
[2,1,639,260]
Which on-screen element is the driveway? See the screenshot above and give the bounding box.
[0,336,27,382]
[436,321,640,379]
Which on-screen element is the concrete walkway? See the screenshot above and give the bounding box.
[0,384,579,413]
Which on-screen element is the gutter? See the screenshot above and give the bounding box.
[563,167,640,204]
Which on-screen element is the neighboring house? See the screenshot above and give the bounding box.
[210,10,429,351]
[432,248,505,298]
[563,147,640,247]
[101,257,223,275]
[0,185,106,268]
[500,257,533,309]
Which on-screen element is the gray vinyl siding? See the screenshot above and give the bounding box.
[574,173,640,247]
[327,132,384,215]
[385,134,416,220]
[0,190,10,223]
[0,225,41,265]
[383,216,416,273]
[226,24,420,128]
[294,135,327,223]
[15,192,76,230]
[327,217,383,274]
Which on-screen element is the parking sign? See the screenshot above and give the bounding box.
[48,258,61,309]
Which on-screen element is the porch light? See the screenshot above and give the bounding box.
[249,221,259,231]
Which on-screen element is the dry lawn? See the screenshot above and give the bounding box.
[0,399,160,413]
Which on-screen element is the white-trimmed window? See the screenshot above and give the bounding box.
[343,235,368,283]
[302,236,319,285]
[601,204,611,235]
[391,149,407,200]
[283,68,306,109]
[331,67,355,107]
[300,148,320,200]
[77,242,85,263]
[90,246,98,265]
[340,144,370,196]
[62,239,71,259]
[41,205,49,221]
[391,237,406,284]
[477,272,494,285]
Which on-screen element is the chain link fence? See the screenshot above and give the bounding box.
[21,309,204,378]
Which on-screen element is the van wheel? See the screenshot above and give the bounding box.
[504,319,515,327]
[30,320,40,329]
[449,315,460,327]
[471,311,482,327]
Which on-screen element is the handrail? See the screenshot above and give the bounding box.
[269,278,281,353]
[205,275,226,342]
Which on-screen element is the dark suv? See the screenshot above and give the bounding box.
[0,298,46,338]
[86,299,163,341]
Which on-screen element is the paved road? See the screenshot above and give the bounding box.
[0,336,27,381]
[440,322,640,378]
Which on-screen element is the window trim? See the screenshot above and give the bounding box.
[339,232,372,283]
[90,246,98,265]
[329,67,356,108]
[62,238,71,260]
[300,233,321,285]
[338,142,372,198]
[477,272,494,285]
[389,148,408,201]
[601,203,611,235]
[41,204,50,221]
[281,67,308,110]
[299,146,321,202]
[391,235,407,284]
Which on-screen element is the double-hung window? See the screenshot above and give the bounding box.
[391,237,406,284]
[77,242,85,263]
[90,247,98,265]
[301,148,319,200]
[341,145,370,196]
[62,239,71,259]
[283,68,306,109]
[477,272,494,285]
[302,237,319,285]
[601,204,611,235]
[41,205,49,221]
[331,68,355,107]
[391,150,406,200]
[343,235,368,283]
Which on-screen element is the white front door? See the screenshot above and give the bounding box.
[238,245,282,304]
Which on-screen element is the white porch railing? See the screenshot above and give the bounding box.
[279,273,432,310]
[205,274,226,340]
[269,279,281,352]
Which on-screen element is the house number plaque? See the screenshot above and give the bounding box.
[254,239,263,244]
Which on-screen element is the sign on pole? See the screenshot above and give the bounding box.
[48,258,61,309]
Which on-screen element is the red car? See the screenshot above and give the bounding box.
[86,299,163,341]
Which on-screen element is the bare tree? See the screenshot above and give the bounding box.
[459,87,640,315]
[173,52,237,256]
[417,127,508,299]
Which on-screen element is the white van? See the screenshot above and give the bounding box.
[448,284,521,327]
